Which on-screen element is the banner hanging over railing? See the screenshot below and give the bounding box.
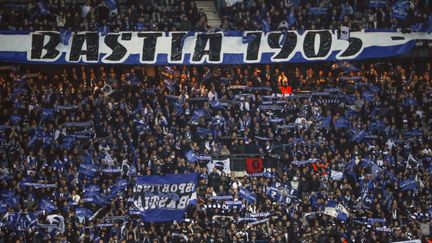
[0,30,431,65]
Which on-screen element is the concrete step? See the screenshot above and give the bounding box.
[196,0,221,28]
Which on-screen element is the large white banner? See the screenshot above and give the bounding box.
[0,30,430,64]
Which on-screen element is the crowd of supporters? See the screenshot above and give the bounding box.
[219,0,432,31]
[0,59,431,242]
[0,0,208,32]
[1,0,431,32]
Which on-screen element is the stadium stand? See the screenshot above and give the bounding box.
[0,0,431,242]
[0,60,431,242]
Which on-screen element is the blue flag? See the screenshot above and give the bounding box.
[242,34,257,44]
[59,29,72,45]
[239,187,256,203]
[105,0,118,15]
[335,117,350,129]
[392,0,413,20]
[40,198,57,213]
[17,213,38,231]
[83,193,108,206]
[41,108,55,121]
[196,127,212,138]
[133,173,198,222]
[309,7,328,16]
[185,150,198,163]
[98,25,110,36]
[62,136,75,150]
[84,185,101,197]
[191,109,207,122]
[261,19,271,32]
[75,207,93,222]
[110,179,128,196]
[399,177,417,191]
[324,200,350,221]
[369,0,388,8]
[163,78,175,92]
[36,0,51,16]
[0,201,8,213]
[79,163,98,178]
[287,11,297,28]
[362,194,374,209]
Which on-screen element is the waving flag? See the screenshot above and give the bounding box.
[191,109,207,122]
[41,108,55,121]
[239,187,256,203]
[36,0,51,16]
[334,117,350,129]
[265,187,297,204]
[207,158,231,174]
[369,0,388,8]
[40,198,57,213]
[399,177,417,191]
[110,179,128,195]
[324,201,350,221]
[133,173,198,222]
[75,207,93,223]
[287,10,297,28]
[392,0,413,20]
[260,19,271,33]
[242,34,257,44]
[185,150,198,163]
[59,29,72,45]
[309,7,328,16]
[196,127,212,138]
[79,163,98,178]
[17,213,37,230]
[105,0,118,16]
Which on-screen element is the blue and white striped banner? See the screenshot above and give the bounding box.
[0,30,430,65]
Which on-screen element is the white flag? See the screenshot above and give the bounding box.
[207,158,231,174]
[330,170,344,180]
[340,26,350,40]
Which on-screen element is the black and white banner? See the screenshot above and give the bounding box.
[0,30,430,64]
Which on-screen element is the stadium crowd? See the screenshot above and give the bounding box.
[0,0,208,32]
[220,0,432,31]
[0,0,431,32]
[0,59,431,242]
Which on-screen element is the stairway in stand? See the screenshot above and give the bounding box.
[195,1,221,29]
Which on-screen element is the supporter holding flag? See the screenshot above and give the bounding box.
[392,0,414,20]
